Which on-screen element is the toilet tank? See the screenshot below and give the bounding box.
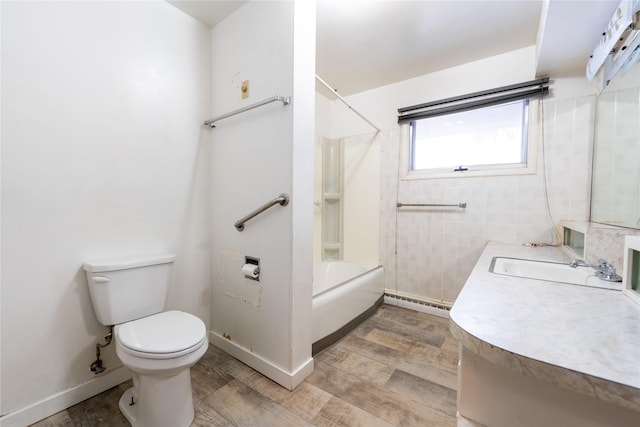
[83,253,175,326]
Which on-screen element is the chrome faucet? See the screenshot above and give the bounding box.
[569,258,622,282]
[569,259,594,268]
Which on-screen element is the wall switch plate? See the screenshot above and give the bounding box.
[241,80,249,99]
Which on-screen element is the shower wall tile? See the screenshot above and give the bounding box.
[380,96,596,304]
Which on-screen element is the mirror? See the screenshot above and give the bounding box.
[590,59,640,229]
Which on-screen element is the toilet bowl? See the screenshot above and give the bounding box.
[83,254,208,427]
[114,311,208,427]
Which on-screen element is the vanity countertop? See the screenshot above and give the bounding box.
[450,242,640,412]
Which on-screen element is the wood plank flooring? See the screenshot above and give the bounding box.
[30,305,458,427]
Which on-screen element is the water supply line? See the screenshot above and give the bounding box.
[90,326,113,375]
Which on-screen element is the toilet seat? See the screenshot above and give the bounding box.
[116,310,207,360]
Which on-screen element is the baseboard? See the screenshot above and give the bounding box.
[457,412,487,427]
[0,367,131,427]
[208,331,314,391]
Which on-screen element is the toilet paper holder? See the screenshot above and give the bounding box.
[243,256,260,281]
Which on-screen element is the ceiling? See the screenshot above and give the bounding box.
[168,0,620,96]
[167,1,246,27]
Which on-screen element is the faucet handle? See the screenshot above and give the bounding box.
[602,264,616,274]
[595,259,622,282]
[597,259,615,273]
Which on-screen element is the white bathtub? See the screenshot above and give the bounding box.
[312,261,384,349]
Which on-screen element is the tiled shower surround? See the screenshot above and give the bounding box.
[380,96,596,304]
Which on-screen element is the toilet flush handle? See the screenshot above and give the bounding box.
[92,276,110,283]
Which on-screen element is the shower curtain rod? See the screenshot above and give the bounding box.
[315,74,381,132]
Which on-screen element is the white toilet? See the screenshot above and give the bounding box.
[83,253,208,427]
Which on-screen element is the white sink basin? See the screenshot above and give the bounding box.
[489,257,623,290]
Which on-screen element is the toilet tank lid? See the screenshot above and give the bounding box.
[83,253,175,273]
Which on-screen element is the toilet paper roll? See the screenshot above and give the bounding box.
[242,263,259,278]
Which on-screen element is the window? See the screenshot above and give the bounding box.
[410,99,529,172]
[397,78,548,179]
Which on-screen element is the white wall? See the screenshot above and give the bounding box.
[327,46,599,304]
[1,1,211,422]
[208,0,314,389]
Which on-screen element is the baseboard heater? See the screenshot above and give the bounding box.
[384,292,452,312]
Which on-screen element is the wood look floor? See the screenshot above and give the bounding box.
[31,305,459,427]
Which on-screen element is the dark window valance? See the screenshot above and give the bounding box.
[397,77,549,124]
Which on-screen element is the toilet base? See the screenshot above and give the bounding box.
[119,388,137,425]
[118,369,195,427]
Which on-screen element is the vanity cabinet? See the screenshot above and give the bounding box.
[450,242,640,427]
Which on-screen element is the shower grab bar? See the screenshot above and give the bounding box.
[397,202,467,208]
[204,95,291,128]
[235,193,290,231]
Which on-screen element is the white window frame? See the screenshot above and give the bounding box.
[400,98,539,181]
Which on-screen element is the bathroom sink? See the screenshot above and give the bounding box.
[489,257,624,290]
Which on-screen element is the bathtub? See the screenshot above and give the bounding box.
[312,261,384,354]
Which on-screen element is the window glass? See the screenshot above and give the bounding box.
[411,100,528,171]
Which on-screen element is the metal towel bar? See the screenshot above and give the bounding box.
[397,202,467,208]
[204,95,290,128]
[235,193,290,231]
